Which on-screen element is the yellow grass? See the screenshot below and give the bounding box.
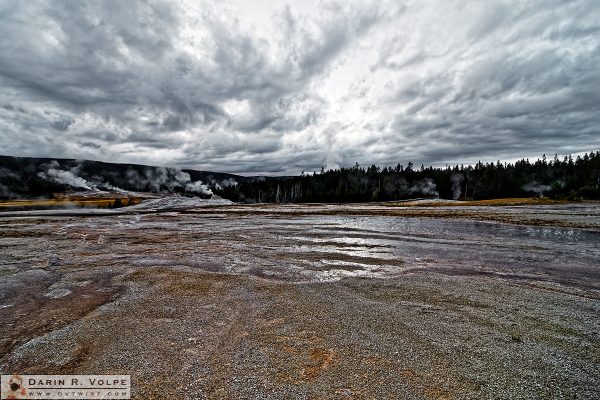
[0,197,141,209]
[0,196,569,210]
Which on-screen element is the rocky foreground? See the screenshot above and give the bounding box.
[1,201,599,399]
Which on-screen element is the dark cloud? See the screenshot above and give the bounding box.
[0,0,598,174]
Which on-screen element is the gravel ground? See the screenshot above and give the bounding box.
[0,202,599,399]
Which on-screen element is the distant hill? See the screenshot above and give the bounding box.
[0,155,248,200]
[2,152,599,203]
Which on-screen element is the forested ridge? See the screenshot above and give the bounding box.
[216,152,600,203]
[1,153,599,202]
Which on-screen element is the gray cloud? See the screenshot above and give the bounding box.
[0,0,598,175]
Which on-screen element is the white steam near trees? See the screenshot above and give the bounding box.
[410,178,438,198]
[451,173,464,200]
[35,161,215,196]
[37,161,93,190]
[522,181,551,197]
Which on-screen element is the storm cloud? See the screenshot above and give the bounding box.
[0,0,598,174]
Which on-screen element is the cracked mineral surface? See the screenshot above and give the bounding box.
[1,200,599,399]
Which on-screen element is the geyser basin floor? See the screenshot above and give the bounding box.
[0,203,599,399]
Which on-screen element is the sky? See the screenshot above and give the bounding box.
[0,0,599,175]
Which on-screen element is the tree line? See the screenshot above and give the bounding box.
[216,152,600,203]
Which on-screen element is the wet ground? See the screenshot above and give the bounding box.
[0,200,599,399]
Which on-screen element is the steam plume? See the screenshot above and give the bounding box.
[451,173,464,200]
[522,181,551,197]
[410,178,439,197]
[37,161,94,190]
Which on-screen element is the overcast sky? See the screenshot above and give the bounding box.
[0,0,599,174]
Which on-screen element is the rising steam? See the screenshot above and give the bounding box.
[522,181,551,197]
[37,161,94,190]
[451,173,464,200]
[36,161,215,196]
[410,178,439,197]
[185,180,213,196]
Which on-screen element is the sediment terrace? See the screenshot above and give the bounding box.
[0,201,599,399]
